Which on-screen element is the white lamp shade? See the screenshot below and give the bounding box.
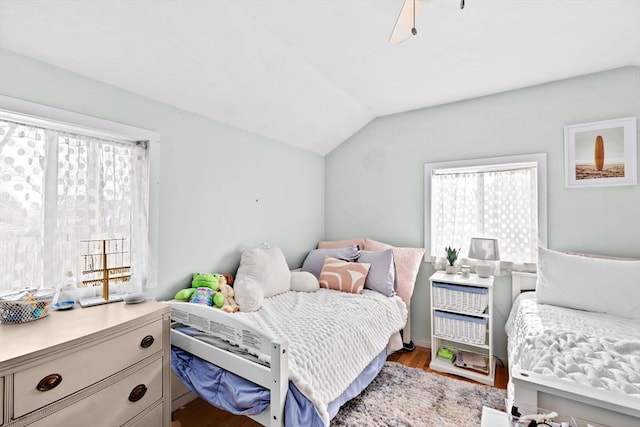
[468,238,500,261]
[469,238,499,278]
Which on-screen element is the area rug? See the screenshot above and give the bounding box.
[331,361,506,427]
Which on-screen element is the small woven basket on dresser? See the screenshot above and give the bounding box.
[0,289,56,324]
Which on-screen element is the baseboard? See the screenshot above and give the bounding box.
[413,338,430,349]
[172,391,197,413]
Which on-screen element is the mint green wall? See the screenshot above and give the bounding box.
[3,48,638,360]
[0,49,325,301]
[325,66,640,360]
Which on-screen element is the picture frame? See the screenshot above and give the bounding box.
[564,117,637,188]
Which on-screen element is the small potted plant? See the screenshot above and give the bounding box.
[445,246,460,274]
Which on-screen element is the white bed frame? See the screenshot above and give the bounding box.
[168,301,288,426]
[510,272,640,427]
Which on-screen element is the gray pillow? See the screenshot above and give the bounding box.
[358,249,396,297]
[301,245,360,278]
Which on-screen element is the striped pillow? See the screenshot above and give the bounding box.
[319,257,371,294]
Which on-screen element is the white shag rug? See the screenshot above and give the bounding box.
[331,361,506,427]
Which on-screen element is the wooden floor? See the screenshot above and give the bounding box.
[171,346,509,427]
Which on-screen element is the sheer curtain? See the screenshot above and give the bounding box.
[0,119,149,292]
[430,165,538,272]
[0,122,46,290]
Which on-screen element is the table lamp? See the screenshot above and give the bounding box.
[468,237,500,278]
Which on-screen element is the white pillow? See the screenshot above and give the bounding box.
[290,271,319,292]
[235,245,291,298]
[234,277,264,312]
[536,247,640,319]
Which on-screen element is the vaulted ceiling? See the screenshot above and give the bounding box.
[1,1,639,155]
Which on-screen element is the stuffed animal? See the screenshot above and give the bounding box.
[216,274,239,313]
[189,287,216,306]
[174,287,195,301]
[174,273,220,305]
[174,273,238,313]
[221,273,233,286]
[191,272,220,290]
[174,273,220,301]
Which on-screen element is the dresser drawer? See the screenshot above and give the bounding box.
[125,401,163,427]
[13,318,162,418]
[28,357,163,427]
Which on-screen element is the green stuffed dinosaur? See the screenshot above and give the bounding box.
[191,272,221,290]
[174,273,221,301]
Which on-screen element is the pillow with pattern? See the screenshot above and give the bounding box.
[319,257,370,294]
[301,245,360,278]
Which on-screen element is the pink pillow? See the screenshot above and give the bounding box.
[319,257,371,294]
[364,239,424,308]
[317,238,366,251]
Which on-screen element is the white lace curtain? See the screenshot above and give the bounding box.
[0,119,149,292]
[430,165,538,272]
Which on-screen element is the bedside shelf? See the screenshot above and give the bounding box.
[429,270,495,386]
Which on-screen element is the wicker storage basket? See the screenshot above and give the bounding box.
[432,282,488,315]
[434,310,487,345]
[0,289,56,324]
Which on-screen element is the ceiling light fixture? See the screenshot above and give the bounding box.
[411,0,418,36]
[390,0,466,44]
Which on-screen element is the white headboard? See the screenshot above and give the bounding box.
[511,271,537,303]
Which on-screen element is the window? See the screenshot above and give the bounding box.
[0,96,159,294]
[424,154,547,271]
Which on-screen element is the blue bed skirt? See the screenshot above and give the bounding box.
[171,344,387,426]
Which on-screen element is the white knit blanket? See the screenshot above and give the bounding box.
[235,288,407,425]
[506,292,640,397]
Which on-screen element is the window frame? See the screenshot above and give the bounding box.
[424,153,547,264]
[0,95,160,288]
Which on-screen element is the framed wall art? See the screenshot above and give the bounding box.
[564,116,637,188]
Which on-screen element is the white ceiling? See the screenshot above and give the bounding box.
[1,0,639,155]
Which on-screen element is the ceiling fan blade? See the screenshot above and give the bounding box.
[389,0,424,44]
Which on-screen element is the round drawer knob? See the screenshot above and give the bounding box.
[36,373,62,391]
[140,335,154,348]
[128,384,147,402]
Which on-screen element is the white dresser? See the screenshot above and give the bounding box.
[0,301,170,427]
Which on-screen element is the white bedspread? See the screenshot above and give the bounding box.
[234,288,407,425]
[505,292,640,397]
